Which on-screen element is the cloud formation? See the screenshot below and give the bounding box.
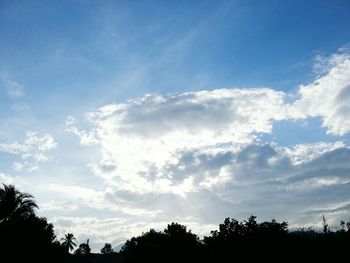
[47,141,350,251]
[67,88,289,194]
[48,50,350,250]
[0,132,57,172]
[292,51,350,135]
[67,51,350,196]
[64,51,350,197]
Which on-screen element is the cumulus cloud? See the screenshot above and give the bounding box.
[65,116,99,145]
[292,51,350,135]
[66,50,350,197]
[58,50,350,251]
[0,132,57,172]
[67,88,288,194]
[280,141,346,165]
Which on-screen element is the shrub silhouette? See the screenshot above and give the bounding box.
[74,241,91,255]
[101,243,114,254]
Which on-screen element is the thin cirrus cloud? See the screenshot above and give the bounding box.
[0,71,25,98]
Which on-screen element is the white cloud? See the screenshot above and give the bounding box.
[0,131,57,172]
[55,49,350,251]
[45,141,350,251]
[40,201,79,212]
[65,116,99,145]
[0,71,25,97]
[44,183,162,217]
[25,131,57,151]
[0,172,15,185]
[0,171,32,190]
[287,176,350,191]
[292,51,350,135]
[68,88,287,194]
[12,162,24,172]
[66,50,350,199]
[280,141,346,165]
[66,50,350,197]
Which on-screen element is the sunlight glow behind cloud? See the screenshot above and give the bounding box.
[65,52,350,199]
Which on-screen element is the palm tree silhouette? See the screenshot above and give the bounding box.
[0,184,38,223]
[61,233,77,254]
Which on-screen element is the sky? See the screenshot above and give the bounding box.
[1,0,350,251]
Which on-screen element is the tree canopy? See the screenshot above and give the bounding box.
[0,184,38,223]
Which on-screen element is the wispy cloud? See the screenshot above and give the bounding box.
[0,71,25,98]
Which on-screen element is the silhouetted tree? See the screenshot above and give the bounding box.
[301,226,315,235]
[259,218,288,235]
[346,221,350,232]
[3,183,350,262]
[0,184,38,223]
[101,243,114,254]
[121,224,202,263]
[164,222,199,243]
[322,214,330,234]
[340,221,346,232]
[61,233,77,254]
[244,215,259,235]
[0,184,65,262]
[74,241,91,255]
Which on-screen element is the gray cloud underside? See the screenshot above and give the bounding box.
[46,51,350,251]
[48,143,350,251]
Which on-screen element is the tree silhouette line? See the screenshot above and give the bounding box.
[1,183,350,262]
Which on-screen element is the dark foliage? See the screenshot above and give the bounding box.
[2,184,350,262]
[120,216,350,263]
[61,233,77,254]
[0,184,38,222]
[101,243,114,254]
[0,184,64,262]
[120,222,203,263]
[0,211,65,262]
[75,242,91,255]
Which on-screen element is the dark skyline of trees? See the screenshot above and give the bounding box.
[1,183,350,262]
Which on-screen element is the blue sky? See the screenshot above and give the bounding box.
[1,0,350,251]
